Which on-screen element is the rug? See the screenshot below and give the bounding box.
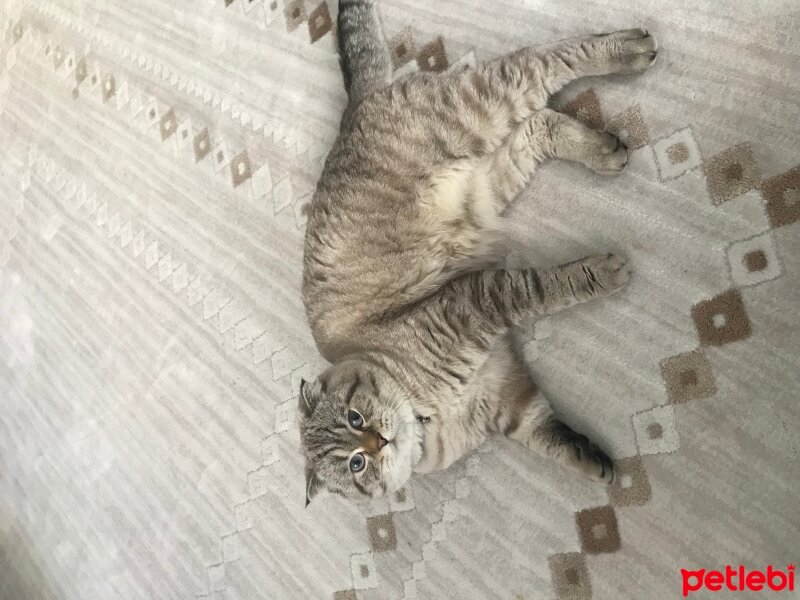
[1,1,798,599]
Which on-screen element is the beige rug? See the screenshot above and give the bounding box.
[1,1,798,599]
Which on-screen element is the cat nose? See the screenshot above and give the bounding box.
[376,432,388,450]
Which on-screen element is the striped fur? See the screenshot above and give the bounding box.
[337,0,392,103]
[300,13,658,502]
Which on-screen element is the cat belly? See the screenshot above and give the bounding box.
[416,161,503,264]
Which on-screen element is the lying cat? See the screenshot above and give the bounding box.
[299,0,656,504]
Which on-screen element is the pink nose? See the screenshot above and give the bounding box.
[376,433,388,450]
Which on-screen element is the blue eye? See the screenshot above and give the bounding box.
[348,409,364,429]
[349,452,366,472]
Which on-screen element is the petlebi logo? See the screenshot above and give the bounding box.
[681,565,795,596]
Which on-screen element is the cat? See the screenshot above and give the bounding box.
[299,0,657,504]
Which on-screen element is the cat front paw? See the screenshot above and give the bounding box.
[593,132,629,175]
[581,253,632,296]
[602,28,658,73]
[570,432,616,484]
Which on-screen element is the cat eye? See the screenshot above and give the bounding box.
[347,409,364,429]
[349,452,366,472]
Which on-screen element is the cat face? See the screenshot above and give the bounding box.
[298,360,422,504]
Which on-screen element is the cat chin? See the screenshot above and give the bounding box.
[380,417,423,493]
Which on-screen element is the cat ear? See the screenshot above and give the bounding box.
[298,378,322,419]
[304,465,320,508]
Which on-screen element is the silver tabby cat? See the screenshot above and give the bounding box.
[299,0,657,504]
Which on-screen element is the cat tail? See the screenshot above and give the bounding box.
[337,0,392,103]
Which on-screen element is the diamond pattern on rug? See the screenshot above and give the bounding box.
[660,349,716,403]
[704,143,761,205]
[633,405,680,455]
[160,107,178,141]
[101,73,116,102]
[692,289,752,346]
[366,514,398,552]
[761,165,800,228]
[562,89,604,130]
[307,2,332,43]
[606,105,649,150]
[575,505,621,554]
[416,37,449,72]
[390,27,416,69]
[549,552,592,600]
[652,128,702,180]
[727,231,782,287]
[193,127,212,162]
[230,150,253,187]
[350,552,379,590]
[608,456,652,507]
[284,0,307,32]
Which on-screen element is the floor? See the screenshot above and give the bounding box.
[1,1,798,599]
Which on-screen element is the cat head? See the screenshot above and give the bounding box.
[298,359,422,505]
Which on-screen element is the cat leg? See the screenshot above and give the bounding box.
[528,108,629,175]
[438,28,656,132]
[439,253,632,337]
[337,0,393,104]
[481,108,628,211]
[493,359,614,483]
[510,410,616,484]
[478,28,658,110]
[388,29,654,171]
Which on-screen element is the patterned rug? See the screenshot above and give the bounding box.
[1,1,798,599]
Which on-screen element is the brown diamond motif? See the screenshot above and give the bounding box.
[762,166,800,228]
[366,514,397,552]
[417,37,449,73]
[230,151,253,187]
[101,74,116,102]
[704,143,761,205]
[549,552,592,600]
[660,349,716,403]
[692,289,751,346]
[12,22,24,43]
[607,456,652,507]
[606,105,648,150]
[333,591,357,600]
[576,505,621,554]
[308,2,332,43]
[562,89,604,130]
[667,142,689,164]
[53,45,66,68]
[193,128,212,162]
[744,249,767,272]
[160,108,178,141]
[285,0,307,32]
[390,27,416,69]
[75,57,88,84]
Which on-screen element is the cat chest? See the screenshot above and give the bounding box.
[411,346,513,473]
[416,163,500,242]
[412,391,490,474]
[414,418,482,473]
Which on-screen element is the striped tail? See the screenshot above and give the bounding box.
[337,0,392,103]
